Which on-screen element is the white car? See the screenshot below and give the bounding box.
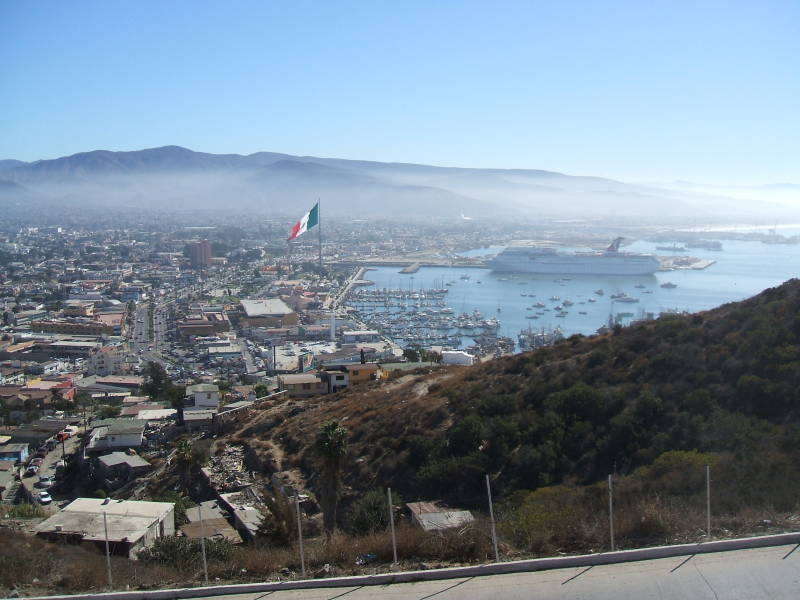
[38,491,52,504]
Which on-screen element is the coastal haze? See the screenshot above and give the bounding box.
[1,146,797,221]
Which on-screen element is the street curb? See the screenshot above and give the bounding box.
[17,531,800,600]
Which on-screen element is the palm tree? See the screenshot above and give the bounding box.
[174,439,197,493]
[315,420,348,540]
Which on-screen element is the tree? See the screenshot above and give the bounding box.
[142,361,168,399]
[174,438,201,493]
[315,420,348,540]
[166,384,186,426]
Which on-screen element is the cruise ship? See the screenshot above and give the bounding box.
[488,238,659,275]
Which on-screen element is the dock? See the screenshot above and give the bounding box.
[658,256,716,271]
[400,262,421,274]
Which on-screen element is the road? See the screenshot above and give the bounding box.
[186,543,800,600]
[20,431,82,513]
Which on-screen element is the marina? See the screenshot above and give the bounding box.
[340,237,800,356]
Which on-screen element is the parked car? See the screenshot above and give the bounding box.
[56,432,70,442]
[38,491,52,504]
[29,457,44,467]
[25,465,39,477]
[37,474,54,488]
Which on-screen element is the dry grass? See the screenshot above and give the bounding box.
[0,521,493,596]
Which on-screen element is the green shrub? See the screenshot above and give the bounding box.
[138,536,233,569]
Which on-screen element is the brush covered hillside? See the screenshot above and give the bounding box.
[239,279,800,519]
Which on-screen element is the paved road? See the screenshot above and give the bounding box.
[190,544,800,600]
[20,432,81,512]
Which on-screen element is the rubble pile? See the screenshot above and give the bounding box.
[204,445,254,492]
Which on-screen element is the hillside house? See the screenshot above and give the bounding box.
[35,498,175,559]
[186,383,220,410]
[278,373,328,398]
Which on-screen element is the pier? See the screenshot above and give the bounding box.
[400,262,421,273]
[658,256,716,271]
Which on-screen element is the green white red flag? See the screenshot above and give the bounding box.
[288,202,319,241]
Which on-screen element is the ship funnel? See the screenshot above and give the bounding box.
[606,237,624,252]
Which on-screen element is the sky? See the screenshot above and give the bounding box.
[1,1,799,184]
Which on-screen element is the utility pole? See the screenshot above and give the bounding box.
[486,474,500,562]
[199,504,209,584]
[608,474,615,551]
[103,511,113,589]
[295,494,306,577]
[388,487,398,566]
[706,464,711,540]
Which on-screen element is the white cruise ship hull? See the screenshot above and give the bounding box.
[489,253,659,275]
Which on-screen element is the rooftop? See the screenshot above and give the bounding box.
[36,498,173,543]
[187,383,220,394]
[97,451,151,469]
[280,373,322,384]
[240,298,294,318]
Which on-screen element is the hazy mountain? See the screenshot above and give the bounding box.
[0,159,28,172]
[1,146,794,220]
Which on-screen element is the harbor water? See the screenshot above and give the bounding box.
[348,237,800,350]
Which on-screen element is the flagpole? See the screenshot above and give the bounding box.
[317,198,322,271]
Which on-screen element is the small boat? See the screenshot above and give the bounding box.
[660,282,677,289]
[594,289,604,296]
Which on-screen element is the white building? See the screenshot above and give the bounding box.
[186,383,220,410]
[88,345,124,376]
[35,497,175,559]
[86,419,145,453]
[342,330,380,343]
[441,350,476,366]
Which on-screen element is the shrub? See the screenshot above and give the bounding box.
[347,488,399,535]
[138,536,234,569]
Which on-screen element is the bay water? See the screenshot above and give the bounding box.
[352,237,800,348]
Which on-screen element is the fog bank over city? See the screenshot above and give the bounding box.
[1,146,796,223]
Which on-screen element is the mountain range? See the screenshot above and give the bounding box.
[0,146,795,220]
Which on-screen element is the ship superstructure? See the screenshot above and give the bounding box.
[488,238,659,275]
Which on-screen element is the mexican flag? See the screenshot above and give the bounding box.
[288,202,319,241]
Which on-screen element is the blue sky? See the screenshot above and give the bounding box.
[1,1,798,183]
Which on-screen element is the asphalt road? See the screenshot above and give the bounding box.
[188,544,800,600]
[20,432,81,513]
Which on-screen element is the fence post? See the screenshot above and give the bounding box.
[608,474,615,552]
[103,511,113,589]
[295,494,306,577]
[198,503,209,584]
[485,474,500,562]
[388,487,398,566]
[706,464,711,540]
